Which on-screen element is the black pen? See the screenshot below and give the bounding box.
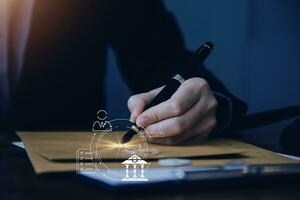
[121,41,214,144]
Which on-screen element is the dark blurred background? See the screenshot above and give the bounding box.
[105,0,300,149]
[106,0,300,118]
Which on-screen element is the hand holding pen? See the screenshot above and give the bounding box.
[124,42,217,145]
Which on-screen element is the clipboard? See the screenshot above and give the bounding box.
[79,162,300,187]
[12,140,300,187]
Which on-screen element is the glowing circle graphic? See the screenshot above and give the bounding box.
[90,118,150,181]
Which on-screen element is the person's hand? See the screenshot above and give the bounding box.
[127,78,218,145]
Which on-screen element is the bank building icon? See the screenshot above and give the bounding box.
[121,155,148,181]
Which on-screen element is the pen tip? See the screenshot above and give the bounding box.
[121,129,136,144]
[121,137,129,144]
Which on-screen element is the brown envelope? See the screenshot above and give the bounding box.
[17,132,300,174]
[17,131,244,161]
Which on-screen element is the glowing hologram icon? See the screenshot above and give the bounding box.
[96,110,108,120]
[92,121,112,131]
[84,109,151,181]
[121,155,148,181]
[76,149,97,173]
[92,110,112,131]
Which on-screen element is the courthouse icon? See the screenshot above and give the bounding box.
[121,155,148,181]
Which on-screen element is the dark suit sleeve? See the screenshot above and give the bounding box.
[109,0,247,131]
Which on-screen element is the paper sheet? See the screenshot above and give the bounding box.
[17,131,243,161]
[16,132,300,174]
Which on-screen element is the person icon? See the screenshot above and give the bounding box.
[92,110,112,131]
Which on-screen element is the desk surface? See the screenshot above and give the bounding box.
[1,138,300,200]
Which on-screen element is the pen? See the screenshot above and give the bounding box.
[121,41,214,144]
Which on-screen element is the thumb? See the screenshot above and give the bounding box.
[127,86,163,122]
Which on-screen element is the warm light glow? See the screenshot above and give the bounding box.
[104,140,137,150]
[97,135,142,155]
[108,143,129,149]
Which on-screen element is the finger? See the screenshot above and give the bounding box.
[146,128,196,145]
[136,78,202,127]
[144,86,217,138]
[147,134,207,145]
[146,96,217,145]
[147,111,216,145]
[192,107,217,133]
[127,87,163,121]
[147,135,183,146]
[187,110,217,140]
